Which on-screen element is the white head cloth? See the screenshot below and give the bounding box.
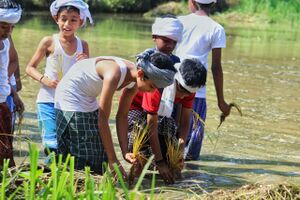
[194,0,216,3]
[174,63,199,93]
[50,0,93,25]
[0,5,22,24]
[152,17,183,42]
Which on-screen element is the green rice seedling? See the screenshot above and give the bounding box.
[217,102,243,129]
[129,122,150,185]
[191,110,206,130]
[165,137,184,179]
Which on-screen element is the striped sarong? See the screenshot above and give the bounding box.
[56,109,107,174]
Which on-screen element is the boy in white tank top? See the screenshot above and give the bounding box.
[26,0,92,157]
[0,0,23,168]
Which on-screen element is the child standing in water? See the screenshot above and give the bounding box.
[54,51,176,176]
[0,0,24,167]
[175,0,230,160]
[26,0,92,156]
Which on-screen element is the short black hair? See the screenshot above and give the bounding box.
[195,2,215,9]
[150,52,177,73]
[57,5,80,16]
[180,58,206,88]
[0,0,21,9]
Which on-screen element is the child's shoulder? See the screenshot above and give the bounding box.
[39,36,54,47]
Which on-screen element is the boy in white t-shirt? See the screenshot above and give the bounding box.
[175,0,231,160]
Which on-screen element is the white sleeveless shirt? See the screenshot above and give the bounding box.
[36,34,83,103]
[0,39,11,103]
[55,57,136,112]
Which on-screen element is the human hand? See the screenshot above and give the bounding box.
[156,160,174,184]
[218,100,231,117]
[41,76,59,88]
[13,93,24,115]
[124,152,136,164]
[75,53,88,61]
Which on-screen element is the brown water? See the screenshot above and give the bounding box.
[12,13,300,195]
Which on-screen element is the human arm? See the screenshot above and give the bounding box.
[98,69,127,178]
[75,40,89,61]
[211,48,230,116]
[25,36,58,88]
[116,87,138,163]
[147,113,174,184]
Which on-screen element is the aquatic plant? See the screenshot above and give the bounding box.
[165,137,184,179]
[128,122,150,185]
[217,102,242,129]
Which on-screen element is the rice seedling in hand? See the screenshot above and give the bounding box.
[217,102,243,129]
[165,137,184,179]
[128,123,150,185]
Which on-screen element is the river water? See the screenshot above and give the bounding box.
[12,13,300,195]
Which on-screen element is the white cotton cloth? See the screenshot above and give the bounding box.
[0,39,10,103]
[195,0,216,3]
[0,7,22,24]
[175,13,226,98]
[174,63,199,93]
[50,0,93,25]
[158,81,176,118]
[152,17,183,42]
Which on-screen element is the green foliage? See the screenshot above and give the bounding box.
[236,0,300,24]
[0,143,157,199]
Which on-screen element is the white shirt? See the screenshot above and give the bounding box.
[175,13,226,98]
[36,34,83,103]
[0,39,10,103]
[55,57,135,112]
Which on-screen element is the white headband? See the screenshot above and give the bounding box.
[174,63,199,93]
[194,0,217,3]
[50,0,93,26]
[0,7,22,24]
[152,17,183,42]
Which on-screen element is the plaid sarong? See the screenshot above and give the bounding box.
[56,109,107,174]
[0,102,15,167]
[128,109,177,160]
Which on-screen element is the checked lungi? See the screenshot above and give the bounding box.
[56,109,107,174]
[128,109,177,161]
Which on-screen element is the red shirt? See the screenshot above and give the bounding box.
[130,89,195,115]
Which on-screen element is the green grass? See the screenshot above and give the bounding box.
[0,143,157,200]
[234,0,300,26]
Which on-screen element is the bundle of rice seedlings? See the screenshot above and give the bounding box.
[165,137,184,179]
[217,102,243,129]
[128,122,150,185]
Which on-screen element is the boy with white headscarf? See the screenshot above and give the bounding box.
[174,0,231,160]
[123,57,207,183]
[26,0,92,158]
[0,0,24,167]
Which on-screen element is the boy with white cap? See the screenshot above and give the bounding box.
[26,0,92,156]
[175,0,231,160]
[0,0,24,167]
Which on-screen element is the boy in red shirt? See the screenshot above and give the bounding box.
[119,58,206,184]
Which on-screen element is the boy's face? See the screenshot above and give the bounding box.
[55,9,83,37]
[153,35,177,55]
[0,22,14,40]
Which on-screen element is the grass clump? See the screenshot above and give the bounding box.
[165,137,184,179]
[128,122,150,185]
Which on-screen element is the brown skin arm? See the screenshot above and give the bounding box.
[98,69,127,178]
[177,107,192,148]
[116,87,138,163]
[147,113,174,184]
[26,36,58,88]
[8,36,22,92]
[211,48,230,116]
